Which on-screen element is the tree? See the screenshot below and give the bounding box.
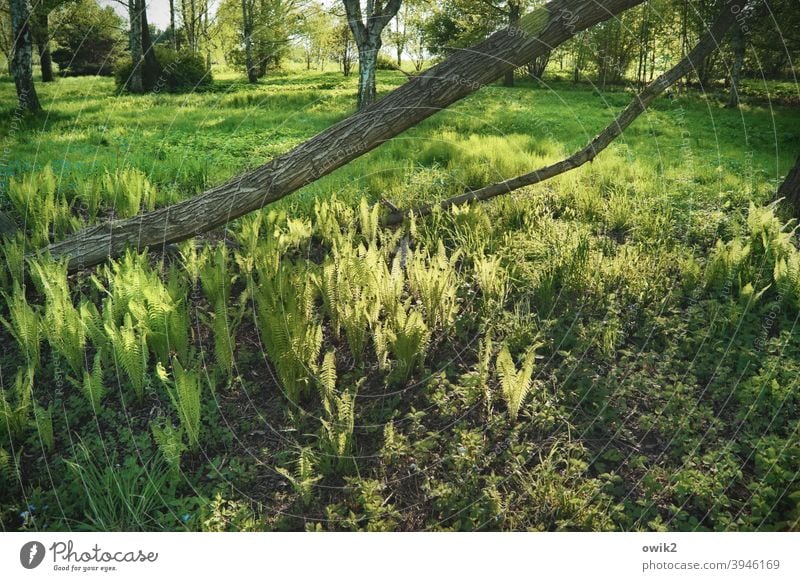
[9,0,41,112]
[120,0,160,92]
[342,0,403,109]
[50,0,122,77]
[218,0,300,82]
[44,0,652,270]
[333,16,355,76]
[299,2,334,70]
[30,0,72,82]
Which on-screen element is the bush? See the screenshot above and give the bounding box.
[114,47,212,93]
[376,54,399,70]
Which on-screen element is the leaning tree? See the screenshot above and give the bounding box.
[41,0,752,272]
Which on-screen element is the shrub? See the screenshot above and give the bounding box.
[114,47,212,93]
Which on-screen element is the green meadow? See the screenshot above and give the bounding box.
[1,68,800,531]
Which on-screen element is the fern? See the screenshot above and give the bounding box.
[151,419,186,474]
[106,313,148,401]
[275,447,321,507]
[159,359,202,451]
[385,304,430,383]
[407,240,461,330]
[7,165,77,245]
[253,263,322,403]
[200,247,237,381]
[473,252,509,307]
[0,367,34,441]
[33,402,54,452]
[70,353,105,410]
[1,283,41,367]
[496,342,540,420]
[101,167,156,218]
[30,258,86,375]
[315,351,359,475]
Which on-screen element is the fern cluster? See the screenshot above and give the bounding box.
[253,257,322,404]
[316,351,358,475]
[101,167,157,218]
[158,359,203,450]
[200,246,239,382]
[496,342,541,420]
[407,240,461,330]
[30,259,87,374]
[1,283,42,367]
[0,367,34,442]
[7,165,77,245]
[276,447,321,507]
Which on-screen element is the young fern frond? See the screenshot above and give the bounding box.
[151,419,186,474]
[106,313,148,401]
[496,343,541,421]
[1,283,41,367]
[473,252,510,307]
[385,304,430,384]
[70,353,105,411]
[0,367,34,441]
[407,241,461,330]
[275,447,321,507]
[30,259,86,374]
[158,359,202,451]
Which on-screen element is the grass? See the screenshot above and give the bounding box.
[1,66,800,532]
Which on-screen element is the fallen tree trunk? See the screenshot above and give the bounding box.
[45,0,648,272]
[384,1,739,225]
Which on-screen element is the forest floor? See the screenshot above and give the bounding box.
[1,69,799,531]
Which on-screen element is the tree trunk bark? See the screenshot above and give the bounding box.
[726,21,745,108]
[140,0,159,89]
[779,155,800,217]
[10,0,41,112]
[357,42,379,109]
[241,0,257,83]
[45,0,658,271]
[384,3,739,225]
[170,0,178,50]
[31,8,53,82]
[128,0,144,93]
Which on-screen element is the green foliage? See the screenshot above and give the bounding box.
[101,168,157,218]
[151,419,187,475]
[383,303,430,383]
[253,257,322,404]
[316,351,359,475]
[407,241,461,331]
[32,403,54,452]
[0,367,34,442]
[158,359,203,451]
[30,258,86,375]
[6,165,77,245]
[1,283,41,367]
[106,313,149,401]
[70,353,105,411]
[51,0,123,76]
[496,342,540,421]
[114,47,212,93]
[276,447,321,507]
[200,247,238,381]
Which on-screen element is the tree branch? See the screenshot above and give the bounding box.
[41,0,652,272]
[383,0,742,226]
